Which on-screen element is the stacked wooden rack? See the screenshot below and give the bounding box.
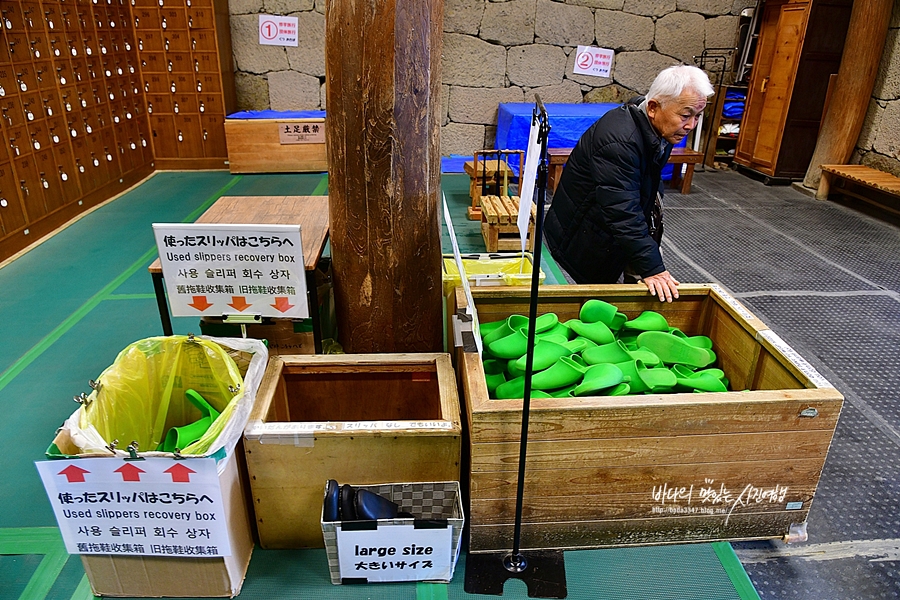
[0,0,235,262]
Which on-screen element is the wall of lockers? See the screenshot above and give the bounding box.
[0,0,235,261]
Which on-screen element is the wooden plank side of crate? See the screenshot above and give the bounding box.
[469,392,843,443]
[469,429,836,472]
[224,119,328,173]
[470,457,827,500]
[246,434,462,548]
[469,511,809,552]
[470,485,817,524]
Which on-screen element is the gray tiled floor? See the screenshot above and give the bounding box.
[662,169,900,599]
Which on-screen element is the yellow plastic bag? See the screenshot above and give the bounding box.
[79,335,244,455]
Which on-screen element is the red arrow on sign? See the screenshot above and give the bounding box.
[188,296,213,311]
[228,296,252,311]
[164,463,196,483]
[115,463,146,482]
[58,464,90,483]
[271,296,295,312]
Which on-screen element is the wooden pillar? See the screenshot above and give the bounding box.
[324,0,444,353]
[803,0,894,193]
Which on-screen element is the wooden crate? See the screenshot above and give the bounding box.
[224,118,327,173]
[243,353,462,548]
[451,284,843,552]
[480,195,535,252]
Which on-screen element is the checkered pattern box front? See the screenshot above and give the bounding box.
[321,482,464,584]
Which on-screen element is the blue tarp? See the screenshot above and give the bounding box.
[496,102,619,152]
[441,155,470,174]
[496,102,685,181]
[227,110,326,119]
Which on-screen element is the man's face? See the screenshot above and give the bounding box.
[646,90,707,144]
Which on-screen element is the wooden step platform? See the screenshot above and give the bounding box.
[480,195,535,252]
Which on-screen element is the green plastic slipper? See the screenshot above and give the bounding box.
[582,340,632,365]
[482,360,507,396]
[580,299,618,326]
[531,355,586,390]
[479,319,506,339]
[610,312,629,331]
[568,319,615,345]
[623,311,670,332]
[513,336,570,372]
[158,389,220,453]
[572,363,625,396]
[614,360,650,394]
[668,328,714,349]
[604,382,632,396]
[636,331,716,368]
[495,376,526,399]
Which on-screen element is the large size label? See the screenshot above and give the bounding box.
[336,524,452,582]
[36,458,231,557]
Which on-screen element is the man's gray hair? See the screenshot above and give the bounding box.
[646,65,715,105]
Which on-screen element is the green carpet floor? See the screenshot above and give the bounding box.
[0,170,758,600]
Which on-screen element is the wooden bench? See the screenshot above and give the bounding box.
[465,150,525,220]
[546,146,705,195]
[480,195,535,252]
[817,165,900,216]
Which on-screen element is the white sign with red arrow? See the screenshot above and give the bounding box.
[36,457,232,557]
[152,223,309,319]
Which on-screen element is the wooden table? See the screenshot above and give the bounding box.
[546,146,705,195]
[149,195,330,351]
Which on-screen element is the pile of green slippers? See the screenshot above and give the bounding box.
[480,299,729,399]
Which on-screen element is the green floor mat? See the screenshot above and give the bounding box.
[223,172,327,196]
[26,543,751,600]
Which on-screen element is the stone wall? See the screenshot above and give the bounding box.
[228,0,755,156]
[853,1,900,176]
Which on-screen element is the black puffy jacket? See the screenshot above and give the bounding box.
[544,103,671,283]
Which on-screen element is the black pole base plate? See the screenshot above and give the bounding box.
[464,550,567,598]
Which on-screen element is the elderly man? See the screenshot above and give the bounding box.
[544,65,714,302]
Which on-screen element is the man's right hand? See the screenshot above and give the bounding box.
[642,270,680,303]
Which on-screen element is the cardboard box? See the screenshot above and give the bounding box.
[451,284,843,552]
[320,481,464,584]
[40,336,268,597]
[224,118,327,173]
[78,449,254,597]
[243,353,462,549]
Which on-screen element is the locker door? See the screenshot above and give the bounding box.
[51,142,83,204]
[0,162,28,235]
[14,154,47,220]
[187,5,216,30]
[28,32,51,61]
[174,114,204,158]
[100,127,121,179]
[33,148,66,212]
[41,91,63,120]
[7,125,30,160]
[71,136,101,194]
[190,30,217,53]
[172,93,197,115]
[0,96,27,129]
[200,113,226,158]
[150,114,177,158]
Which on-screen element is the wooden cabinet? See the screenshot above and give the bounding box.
[0,0,235,261]
[734,0,852,181]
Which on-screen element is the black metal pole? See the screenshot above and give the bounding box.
[508,96,551,567]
